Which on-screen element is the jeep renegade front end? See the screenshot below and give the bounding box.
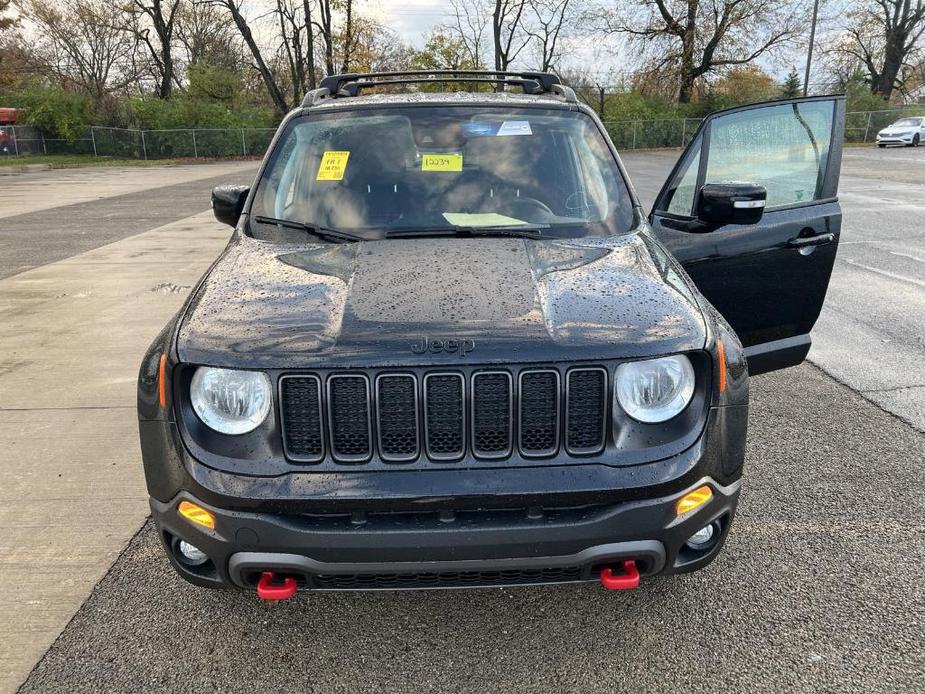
[138,71,844,596]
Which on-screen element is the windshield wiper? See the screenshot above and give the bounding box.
[252,216,364,243]
[385,224,548,239]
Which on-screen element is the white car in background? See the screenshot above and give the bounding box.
[876,117,925,147]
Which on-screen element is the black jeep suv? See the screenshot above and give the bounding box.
[138,71,844,597]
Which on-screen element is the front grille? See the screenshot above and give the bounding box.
[424,373,465,460]
[327,375,372,462]
[375,374,418,462]
[279,375,324,462]
[519,369,560,457]
[471,371,512,458]
[565,368,608,455]
[279,364,613,465]
[312,566,585,590]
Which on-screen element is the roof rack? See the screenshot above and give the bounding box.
[302,70,576,107]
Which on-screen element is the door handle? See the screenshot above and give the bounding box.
[787,232,835,248]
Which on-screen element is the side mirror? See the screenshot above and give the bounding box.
[696,183,766,226]
[211,185,249,227]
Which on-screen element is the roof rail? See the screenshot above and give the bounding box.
[302,70,576,106]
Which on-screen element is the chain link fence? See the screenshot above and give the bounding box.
[2,107,925,160]
[1,125,276,159]
[602,118,703,150]
[603,107,925,150]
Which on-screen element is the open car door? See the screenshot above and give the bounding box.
[649,95,845,375]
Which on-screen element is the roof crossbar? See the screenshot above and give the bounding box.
[302,70,575,106]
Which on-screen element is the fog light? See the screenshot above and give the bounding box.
[686,522,719,550]
[178,540,208,565]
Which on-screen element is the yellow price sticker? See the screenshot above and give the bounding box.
[422,153,463,172]
[316,151,350,181]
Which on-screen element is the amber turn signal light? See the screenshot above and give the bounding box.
[676,485,713,516]
[157,353,168,409]
[178,501,215,530]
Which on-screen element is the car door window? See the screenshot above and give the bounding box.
[665,147,700,216]
[704,100,834,209]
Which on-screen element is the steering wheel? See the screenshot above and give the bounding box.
[506,196,555,218]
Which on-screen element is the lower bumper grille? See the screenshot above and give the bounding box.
[312,566,585,590]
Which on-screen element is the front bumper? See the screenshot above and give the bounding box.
[152,475,740,591]
[877,134,914,145]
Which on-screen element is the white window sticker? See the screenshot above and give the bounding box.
[496,120,532,137]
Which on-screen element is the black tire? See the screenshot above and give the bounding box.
[914,134,921,147]
[878,143,886,148]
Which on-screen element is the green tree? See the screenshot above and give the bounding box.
[781,69,802,97]
[413,30,478,71]
[17,85,93,140]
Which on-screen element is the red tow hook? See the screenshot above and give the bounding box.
[599,560,640,590]
[256,571,298,601]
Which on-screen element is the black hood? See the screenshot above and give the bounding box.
[177,233,707,368]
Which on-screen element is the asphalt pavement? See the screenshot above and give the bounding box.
[0,164,259,279]
[5,147,925,693]
[19,366,925,693]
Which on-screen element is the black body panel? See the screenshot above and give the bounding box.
[652,201,841,349]
[176,233,708,369]
[650,95,845,373]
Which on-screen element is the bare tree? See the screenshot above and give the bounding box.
[524,0,572,72]
[603,0,796,103]
[177,0,241,68]
[841,0,925,99]
[303,0,316,88]
[492,0,530,71]
[316,0,336,75]
[126,0,181,98]
[276,0,308,102]
[445,0,491,69]
[340,0,354,73]
[22,0,143,98]
[205,0,289,114]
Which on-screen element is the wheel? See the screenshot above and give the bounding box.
[878,143,886,148]
[914,134,920,147]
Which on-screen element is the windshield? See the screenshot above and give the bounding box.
[893,118,922,127]
[249,106,635,241]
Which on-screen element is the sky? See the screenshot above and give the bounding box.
[366,0,454,48]
[361,0,846,89]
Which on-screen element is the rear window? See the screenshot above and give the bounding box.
[249,106,635,241]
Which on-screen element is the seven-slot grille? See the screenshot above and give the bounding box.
[279,367,610,464]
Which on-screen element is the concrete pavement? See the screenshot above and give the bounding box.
[0,164,254,693]
[0,162,257,219]
[0,166,260,280]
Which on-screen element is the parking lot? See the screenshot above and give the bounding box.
[2,148,924,693]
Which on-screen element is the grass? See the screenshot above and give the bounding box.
[0,154,258,169]
[0,154,182,168]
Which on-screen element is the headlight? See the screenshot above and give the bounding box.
[615,355,695,423]
[190,366,271,435]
